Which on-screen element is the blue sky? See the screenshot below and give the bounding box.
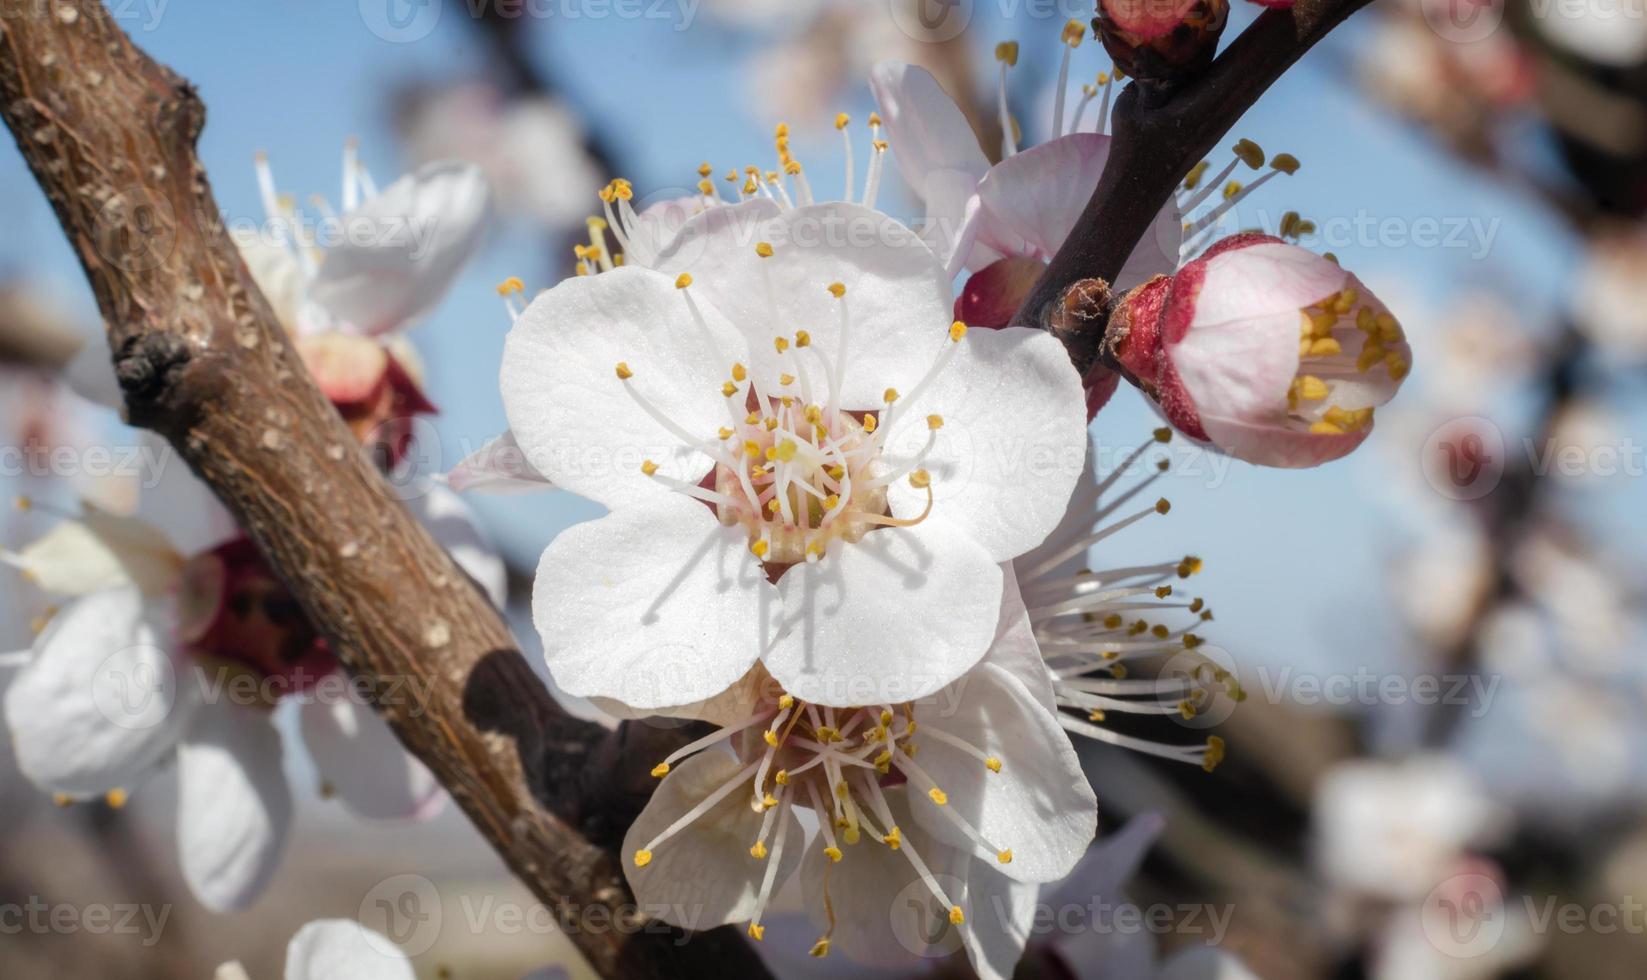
[0,0,1623,685]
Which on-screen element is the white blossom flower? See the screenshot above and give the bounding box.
[1109,234,1412,467]
[620,572,1095,978]
[870,27,1182,300]
[215,918,413,980]
[1012,431,1233,771]
[0,501,493,911]
[498,191,1087,710]
[241,147,488,462]
[1313,755,1504,901]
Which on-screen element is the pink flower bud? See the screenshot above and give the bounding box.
[1094,0,1229,81]
[1108,233,1412,467]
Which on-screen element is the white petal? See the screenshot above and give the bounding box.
[958,859,1038,980]
[868,62,991,200]
[910,663,1096,882]
[445,429,553,494]
[802,796,955,970]
[534,494,777,711]
[622,750,798,927]
[405,483,507,608]
[238,238,307,332]
[309,161,490,335]
[177,698,293,912]
[284,919,415,980]
[7,503,183,596]
[883,325,1088,562]
[500,265,749,509]
[4,589,196,796]
[980,564,1056,714]
[300,697,443,822]
[1012,436,1100,583]
[767,517,1001,708]
[653,202,954,409]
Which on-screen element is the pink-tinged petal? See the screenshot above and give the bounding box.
[300,697,445,822]
[1108,275,1173,385]
[1099,0,1205,40]
[1166,307,1300,430]
[976,134,1112,261]
[447,430,553,494]
[1170,237,1348,343]
[868,62,991,201]
[1085,365,1121,420]
[297,333,390,408]
[1198,411,1372,468]
[955,256,1046,328]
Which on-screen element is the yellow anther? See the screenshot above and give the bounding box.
[105,788,128,809]
[752,540,770,559]
[1183,160,1210,190]
[1061,18,1085,45]
[1232,138,1265,169]
[868,112,882,127]
[784,160,802,175]
[778,693,795,709]
[634,849,653,867]
[928,787,949,806]
[834,112,850,129]
[822,493,840,510]
[1222,181,1243,201]
[883,388,900,404]
[763,728,779,747]
[997,849,1013,864]
[697,179,714,195]
[750,841,768,859]
[748,923,765,941]
[650,762,670,778]
[823,846,843,863]
[722,381,739,397]
[1103,613,1123,629]
[496,276,525,296]
[1295,375,1330,401]
[774,336,790,353]
[862,415,878,434]
[827,282,846,298]
[810,938,831,957]
[674,272,693,289]
[994,41,1019,65]
[1270,153,1301,174]
[779,373,796,386]
[883,825,902,850]
[949,906,965,926]
[1179,556,1204,576]
[615,362,633,380]
[843,825,861,845]
[775,439,798,462]
[755,241,774,258]
[985,757,1002,773]
[949,320,968,342]
[1155,498,1171,515]
[598,185,615,203]
[764,417,779,432]
[774,769,790,786]
[698,162,713,177]
[762,793,779,809]
[641,460,660,476]
[1203,736,1227,772]
[795,330,811,347]
[909,470,931,490]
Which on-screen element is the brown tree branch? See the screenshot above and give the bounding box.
[1013,0,1378,369]
[0,3,765,977]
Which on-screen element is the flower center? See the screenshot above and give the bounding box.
[634,688,1012,955]
[620,273,967,570]
[1289,286,1410,434]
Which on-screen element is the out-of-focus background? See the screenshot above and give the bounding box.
[3,0,1647,977]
